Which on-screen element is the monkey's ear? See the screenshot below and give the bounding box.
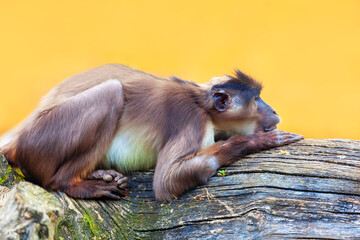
[213,91,230,112]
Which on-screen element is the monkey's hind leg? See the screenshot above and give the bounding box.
[33,79,126,199]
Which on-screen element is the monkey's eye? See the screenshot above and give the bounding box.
[213,91,230,112]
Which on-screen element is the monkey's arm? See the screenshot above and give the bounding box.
[207,130,304,166]
[153,128,216,202]
[153,129,303,202]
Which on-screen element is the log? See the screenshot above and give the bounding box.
[1,139,360,239]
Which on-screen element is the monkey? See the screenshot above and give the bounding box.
[1,64,303,202]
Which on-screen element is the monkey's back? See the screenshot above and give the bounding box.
[38,64,163,110]
[35,64,209,173]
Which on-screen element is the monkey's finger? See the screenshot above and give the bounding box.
[102,191,123,200]
[271,131,303,146]
[110,187,128,196]
[280,134,304,145]
[117,177,129,185]
[103,174,113,181]
[104,169,125,178]
[100,183,128,197]
[272,130,302,137]
[290,134,304,142]
[87,170,113,180]
[282,132,304,142]
[117,179,129,189]
[87,170,105,179]
[87,169,126,182]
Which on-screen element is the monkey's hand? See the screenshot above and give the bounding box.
[230,129,303,148]
[217,130,304,165]
[254,129,304,148]
[87,169,129,189]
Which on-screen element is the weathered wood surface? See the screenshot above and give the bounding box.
[1,139,360,239]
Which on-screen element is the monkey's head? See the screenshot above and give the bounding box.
[207,70,280,138]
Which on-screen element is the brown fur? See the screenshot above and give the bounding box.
[1,64,303,201]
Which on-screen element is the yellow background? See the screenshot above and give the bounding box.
[0,1,359,140]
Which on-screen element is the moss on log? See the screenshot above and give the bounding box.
[1,139,360,239]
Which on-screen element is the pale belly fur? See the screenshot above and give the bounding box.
[102,122,215,174]
[102,129,158,174]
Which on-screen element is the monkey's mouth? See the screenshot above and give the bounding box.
[264,125,277,132]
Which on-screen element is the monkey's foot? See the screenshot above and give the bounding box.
[64,180,128,199]
[87,169,129,189]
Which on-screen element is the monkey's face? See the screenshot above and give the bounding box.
[209,71,280,137]
[211,90,280,136]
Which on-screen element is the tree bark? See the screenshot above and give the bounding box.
[1,139,360,239]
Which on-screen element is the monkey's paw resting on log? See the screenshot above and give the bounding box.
[1,64,303,202]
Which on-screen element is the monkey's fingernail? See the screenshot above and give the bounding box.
[114,176,120,181]
[103,175,113,181]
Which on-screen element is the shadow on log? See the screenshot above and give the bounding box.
[1,139,360,239]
